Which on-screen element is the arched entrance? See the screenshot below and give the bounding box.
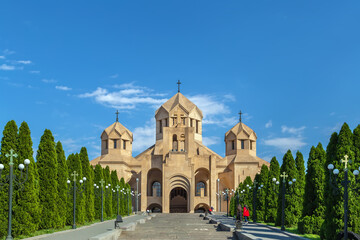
[170,187,187,213]
[147,203,162,213]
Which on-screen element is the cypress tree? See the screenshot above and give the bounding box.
[93,164,104,220]
[120,177,126,215]
[125,183,132,214]
[0,120,18,238]
[55,141,68,228]
[275,150,298,227]
[241,176,253,213]
[36,129,60,229]
[322,123,358,239]
[104,166,113,218]
[265,157,280,223]
[257,164,269,222]
[79,147,95,222]
[111,170,119,215]
[298,144,325,234]
[321,132,339,239]
[13,122,40,236]
[294,151,305,221]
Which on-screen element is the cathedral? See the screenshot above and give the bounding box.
[90,90,269,213]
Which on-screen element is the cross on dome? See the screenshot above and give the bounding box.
[239,110,243,123]
[177,80,181,93]
[115,110,119,122]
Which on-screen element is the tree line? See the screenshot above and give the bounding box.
[229,122,360,240]
[0,120,132,239]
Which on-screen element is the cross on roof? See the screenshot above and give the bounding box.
[115,110,119,122]
[71,171,79,181]
[280,171,288,183]
[5,149,17,165]
[99,179,105,187]
[341,155,349,170]
[239,110,242,123]
[177,80,181,93]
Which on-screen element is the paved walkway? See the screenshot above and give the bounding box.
[23,214,146,240]
[119,213,234,239]
[209,214,308,240]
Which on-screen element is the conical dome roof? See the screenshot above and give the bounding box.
[225,122,257,139]
[102,121,133,140]
[155,92,203,117]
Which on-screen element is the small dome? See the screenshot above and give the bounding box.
[225,122,257,140]
[102,121,133,141]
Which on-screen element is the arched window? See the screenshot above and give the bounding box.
[152,181,161,197]
[172,134,178,151]
[196,181,206,196]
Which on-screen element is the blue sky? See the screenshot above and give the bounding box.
[1,0,359,164]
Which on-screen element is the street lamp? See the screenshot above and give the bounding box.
[94,179,106,222]
[0,149,30,240]
[217,179,220,212]
[136,178,139,213]
[67,171,86,229]
[223,189,230,217]
[115,185,121,216]
[278,171,296,231]
[327,155,360,240]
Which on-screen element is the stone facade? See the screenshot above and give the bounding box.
[90,92,269,213]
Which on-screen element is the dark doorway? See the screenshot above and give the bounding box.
[170,187,187,213]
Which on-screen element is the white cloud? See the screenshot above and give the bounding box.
[0,56,5,59]
[264,137,307,152]
[42,78,57,83]
[223,94,236,102]
[0,64,15,70]
[78,85,167,110]
[109,74,119,79]
[3,49,15,55]
[281,126,306,136]
[30,70,40,74]
[203,136,220,146]
[132,119,155,153]
[265,120,272,128]
[16,60,32,64]
[56,85,72,91]
[189,95,230,117]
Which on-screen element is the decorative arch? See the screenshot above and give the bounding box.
[194,203,210,213]
[172,134,178,151]
[147,168,162,197]
[194,168,210,197]
[147,203,162,213]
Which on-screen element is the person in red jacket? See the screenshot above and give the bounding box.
[243,205,250,224]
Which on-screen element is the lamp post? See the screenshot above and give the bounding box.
[223,189,230,217]
[115,185,120,216]
[251,180,263,223]
[136,178,139,213]
[327,155,360,240]
[94,179,106,222]
[67,171,86,229]
[279,171,296,231]
[217,179,220,212]
[0,149,30,240]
